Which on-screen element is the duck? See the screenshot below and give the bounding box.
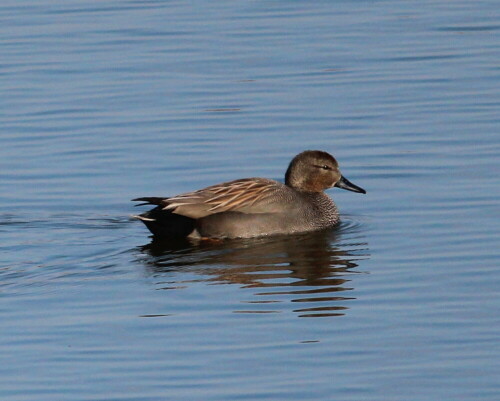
[132,150,365,239]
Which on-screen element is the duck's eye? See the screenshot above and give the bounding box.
[314,164,332,170]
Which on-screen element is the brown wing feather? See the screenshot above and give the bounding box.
[162,178,283,218]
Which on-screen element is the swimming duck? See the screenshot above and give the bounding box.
[133,150,365,239]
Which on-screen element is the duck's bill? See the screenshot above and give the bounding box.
[335,176,366,194]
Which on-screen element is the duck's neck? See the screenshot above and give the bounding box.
[302,192,339,226]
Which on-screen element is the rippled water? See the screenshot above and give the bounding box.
[1,1,499,400]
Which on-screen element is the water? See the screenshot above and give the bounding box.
[1,1,499,400]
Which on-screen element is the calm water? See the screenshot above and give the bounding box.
[1,0,499,400]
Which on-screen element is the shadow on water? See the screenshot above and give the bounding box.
[136,221,370,318]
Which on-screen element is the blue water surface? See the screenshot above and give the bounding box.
[1,1,499,400]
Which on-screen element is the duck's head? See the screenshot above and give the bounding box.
[285,150,366,194]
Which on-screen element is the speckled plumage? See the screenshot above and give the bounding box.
[133,150,365,239]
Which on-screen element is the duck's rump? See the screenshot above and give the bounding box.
[135,206,197,238]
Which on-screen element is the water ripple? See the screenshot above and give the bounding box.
[136,227,370,318]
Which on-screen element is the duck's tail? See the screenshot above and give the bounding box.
[131,203,196,238]
[132,197,166,207]
[131,214,156,222]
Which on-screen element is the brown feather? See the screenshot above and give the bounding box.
[161,178,281,218]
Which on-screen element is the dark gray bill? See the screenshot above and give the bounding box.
[335,175,366,194]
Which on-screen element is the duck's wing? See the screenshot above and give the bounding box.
[133,178,284,219]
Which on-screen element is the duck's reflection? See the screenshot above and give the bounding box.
[137,223,369,317]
